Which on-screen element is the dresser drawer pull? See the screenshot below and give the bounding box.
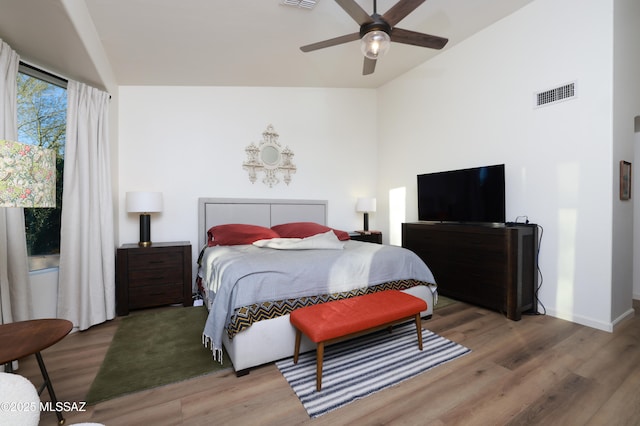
[149,275,169,281]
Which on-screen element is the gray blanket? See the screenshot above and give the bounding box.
[202,240,436,361]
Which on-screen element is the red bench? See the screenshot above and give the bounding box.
[290,289,427,391]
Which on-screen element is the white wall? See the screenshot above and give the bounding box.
[634,123,640,300]
[612,0,640,323]
[118,86,378,278]
[29,268,58,319]
[634,125,640,300]
[377,0,617,330]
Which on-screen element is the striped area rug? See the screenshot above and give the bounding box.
[276,323,471,418]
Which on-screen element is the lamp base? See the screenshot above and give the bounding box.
[363,212,369,231]
[139,213,152,247]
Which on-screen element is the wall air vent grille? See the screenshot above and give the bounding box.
[281,0,317,9]
[535,82,576,108]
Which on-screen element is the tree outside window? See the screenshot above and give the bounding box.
[17,71,66,261]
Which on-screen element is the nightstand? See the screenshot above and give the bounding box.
[350,231,382,244]
[116,241,192,315]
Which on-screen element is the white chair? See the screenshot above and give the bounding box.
[0,372,40,426]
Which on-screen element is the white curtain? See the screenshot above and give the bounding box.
[57,80,115,330]
[0,39,31,326]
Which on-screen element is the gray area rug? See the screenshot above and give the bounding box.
[276,323,470,418]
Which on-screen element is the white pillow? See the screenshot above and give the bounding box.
[253,230,344,250]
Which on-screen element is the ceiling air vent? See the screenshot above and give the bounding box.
[534,82,576,108]
[281,0,318,9]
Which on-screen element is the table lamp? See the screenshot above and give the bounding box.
[0,140,56,208]
[356,197,376,232]
[126,191,163,247]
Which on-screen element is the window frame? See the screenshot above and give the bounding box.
[18,62,67,271]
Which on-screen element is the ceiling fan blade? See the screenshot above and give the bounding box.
[363,57,377,75]
[382,0,426,27]
[335,0,374,26]
[300,32,361,52]
[391,27,448,49]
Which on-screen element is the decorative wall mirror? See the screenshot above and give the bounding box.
[243,124,296,187]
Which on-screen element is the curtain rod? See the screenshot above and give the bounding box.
[18,61,112,99]
[19,61,68,89]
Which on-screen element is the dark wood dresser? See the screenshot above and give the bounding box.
[402,222,538,320]
[116,241,192,315]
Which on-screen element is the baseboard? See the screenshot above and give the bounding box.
[545,308,614,332]
[611,307,635,331]
[546,305,636,333]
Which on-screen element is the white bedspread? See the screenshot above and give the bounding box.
[201,240,436,362]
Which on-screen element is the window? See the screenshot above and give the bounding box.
[16,64,67,269]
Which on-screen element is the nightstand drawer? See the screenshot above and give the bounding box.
[350,231,382,244]
[129,284,184,309]
[128,267,182,287]
[128,251,183,270]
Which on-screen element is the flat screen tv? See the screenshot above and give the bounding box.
[417,164,505,224]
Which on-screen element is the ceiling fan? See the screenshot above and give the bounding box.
[301,0,448,76]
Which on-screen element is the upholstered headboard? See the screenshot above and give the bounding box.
[197,198,328,249]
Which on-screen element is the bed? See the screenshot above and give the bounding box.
[197,197,437,375]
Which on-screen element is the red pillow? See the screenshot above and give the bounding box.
[271,222,350,241]
[207,224,280,247]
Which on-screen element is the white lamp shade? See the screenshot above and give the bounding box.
[126,191,163,213]
[356,197,376,213]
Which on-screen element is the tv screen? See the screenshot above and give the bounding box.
[417,164,505,223]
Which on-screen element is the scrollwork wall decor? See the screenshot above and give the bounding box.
[243,124,296,187]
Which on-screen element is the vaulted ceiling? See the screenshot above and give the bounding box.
[0,0,533,89]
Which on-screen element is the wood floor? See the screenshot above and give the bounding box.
[17,299,640,426]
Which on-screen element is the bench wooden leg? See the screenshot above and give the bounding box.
[316,342,324,391]
[293,329,302,364]
[415,314,423,350]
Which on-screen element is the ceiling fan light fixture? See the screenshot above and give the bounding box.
[360,30,391,60]
[299,0,448,76]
